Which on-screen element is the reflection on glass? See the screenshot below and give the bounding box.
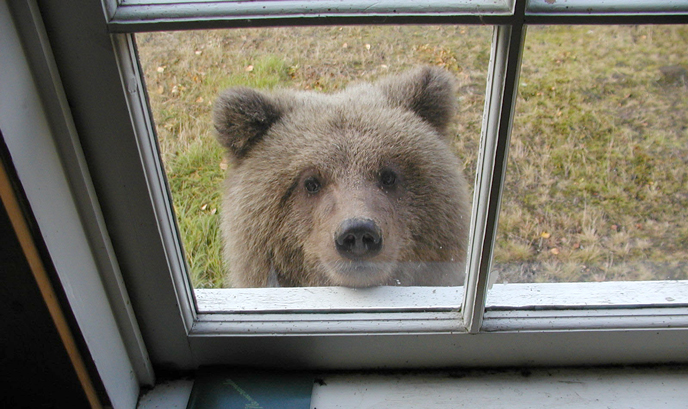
[494,26,688,284]
[136,26,490,288]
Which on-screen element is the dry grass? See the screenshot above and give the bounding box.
[136,25,688,288]
[494,25,688,283]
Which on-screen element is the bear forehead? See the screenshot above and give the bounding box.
[271,96,446,151]
[262,107,450,173]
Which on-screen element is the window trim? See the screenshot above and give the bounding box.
[2,1,148,406]
[527,0,688,16]
[108,0,515,32]
[106,0,688,32]
[7,1,688,406]
[25,0,196,373]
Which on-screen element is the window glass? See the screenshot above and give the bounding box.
[492,25,688,287]
[136,26,491,289]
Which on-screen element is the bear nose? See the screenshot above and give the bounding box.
[335,218,382,260]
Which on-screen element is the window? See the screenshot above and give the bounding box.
[135,25,493,318]
[6,0,688,406]
[135,25,491,292]
[489,24,688,311]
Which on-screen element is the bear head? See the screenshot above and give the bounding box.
[214,66,470,287]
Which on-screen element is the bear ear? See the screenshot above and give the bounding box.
[379,66,458,136]
[213,87,284,159]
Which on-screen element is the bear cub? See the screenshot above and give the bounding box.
[214,66,470,288]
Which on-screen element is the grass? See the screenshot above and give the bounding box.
[495,25,688,283]
[136,25,688,288]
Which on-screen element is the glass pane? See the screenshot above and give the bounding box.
[492,26,688,289]
[136,26,490,290]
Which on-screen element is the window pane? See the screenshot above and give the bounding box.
[492,25,688,289]
[136,26,490,290]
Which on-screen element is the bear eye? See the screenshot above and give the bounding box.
[380,169,397,188]
[304,177,321,194]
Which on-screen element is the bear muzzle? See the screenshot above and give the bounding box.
[334,217,383,260]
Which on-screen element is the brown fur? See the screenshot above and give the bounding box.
[213,67,470,287]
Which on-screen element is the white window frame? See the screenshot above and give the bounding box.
[4,0,688,406]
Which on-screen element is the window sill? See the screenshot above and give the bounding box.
[195,280,688,313]
[138,365,688,409]
[190,281,688,335]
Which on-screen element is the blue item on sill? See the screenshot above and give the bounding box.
[186,367,313,409]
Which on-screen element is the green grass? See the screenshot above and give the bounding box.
[137,25,688,288]
[165,140,225,288]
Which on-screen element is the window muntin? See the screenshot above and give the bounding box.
[488,25,688,307]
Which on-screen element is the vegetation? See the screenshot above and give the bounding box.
[137,25,687,288]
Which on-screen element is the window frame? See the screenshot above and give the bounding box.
[2,2,148,407]
[6,0,688,405]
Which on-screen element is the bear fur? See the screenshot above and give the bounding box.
[213,66,470,287]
